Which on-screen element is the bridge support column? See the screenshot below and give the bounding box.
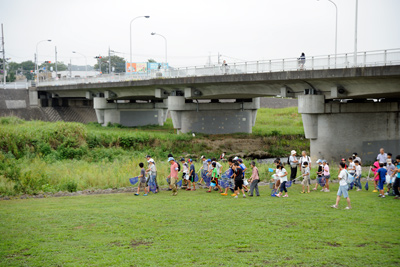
[168,96,260,134]
[299,95,400,163]
[93,97,168,127]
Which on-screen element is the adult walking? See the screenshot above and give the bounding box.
[248,161,260,197]
[377,148,388,165]
[289,150,298,184]
[167,157,179,196]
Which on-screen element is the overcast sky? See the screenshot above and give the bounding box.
[1,0,399,68]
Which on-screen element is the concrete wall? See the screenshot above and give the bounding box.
[311,110,400,164]
[299,94,400,163]
[259,97,297,109]
[0,89,97,123]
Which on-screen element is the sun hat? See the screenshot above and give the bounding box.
[207,159,211,162]
[386,159,392,163]
[322,160,327,163]
[148,159,154,163]
[200,155,205,159]
[316,159,322,164]
[180,158,185,162]
[238,159,243,163]
[168,157,174,162]
[341,158,346,161]
[233,156,239,160]
[146,155,151,158]
[291,150,296,155]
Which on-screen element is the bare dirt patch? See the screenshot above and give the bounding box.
[130,240,153,248]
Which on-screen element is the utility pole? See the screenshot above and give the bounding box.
[1,23,6,86]
[108,46,111,74]
[69,59,72,78]
[218,52,221,64]
[55,46,58,78]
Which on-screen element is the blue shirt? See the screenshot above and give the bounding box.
[240,164,247,175]
[396,164,400,178]
[189,164,195,175]
[377,168,387,181]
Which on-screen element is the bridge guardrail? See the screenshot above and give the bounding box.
[36,48,400,87]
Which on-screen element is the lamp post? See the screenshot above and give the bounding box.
[129,16,150,73]
[35,39,51,84]
[72,51,87,77]
[354,0,358,66]
[151,32,168,68]
[318,0,338,67]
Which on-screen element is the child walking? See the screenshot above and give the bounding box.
[313,159,324,191]
[322,160,330,192]
[331,162,352,209]
[135,162,148,196]
[232,162,246,198]
[208,162,223,193]
[187,159,196,191]
[301,162,310,193]
[374,163,387,198]
[276,164,289,198]
[354,160,362,191]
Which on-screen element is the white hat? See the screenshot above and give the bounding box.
[148,159,154,163]
[291,150,296,155]
[233,156,239,160]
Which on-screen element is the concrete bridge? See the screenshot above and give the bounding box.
[32,49,400,161]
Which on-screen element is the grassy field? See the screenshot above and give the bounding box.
[1,184,399,267]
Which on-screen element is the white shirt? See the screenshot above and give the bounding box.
[278,168,288,182]
[149,164,157,176]
[355,165,362,176]
[213,161,222,175]
[182,162,188,173]
[348,162,356,173]
[377,153,388,163]
[338,169,348,186]
[289,155,298,167]
[300,156,311,167]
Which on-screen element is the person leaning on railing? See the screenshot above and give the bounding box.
[298,53,306,70]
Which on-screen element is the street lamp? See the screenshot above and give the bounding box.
[72,51,88,77]
[129,16,150,73]
[35,39,51,84]
[151,32,168,68]
[318,0,338,67]
[354,0,358,66]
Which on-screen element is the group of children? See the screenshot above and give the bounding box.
[133,151,400,208]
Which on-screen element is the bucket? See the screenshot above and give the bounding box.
[269,182,275,189]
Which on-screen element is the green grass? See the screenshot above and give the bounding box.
[0,185,399,266]
[253,107,304,136]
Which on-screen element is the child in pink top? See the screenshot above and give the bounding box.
[371,161,380,192]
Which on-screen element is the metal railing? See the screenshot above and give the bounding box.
[2,81,32,89]
[37,48,400,87]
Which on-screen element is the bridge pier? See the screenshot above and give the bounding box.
[93,97,168,127]
[299,95,400,163]
[168,96,259,134]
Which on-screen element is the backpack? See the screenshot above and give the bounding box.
[176,162,181,172]
[345,170,355,184]
[287,156,290,165]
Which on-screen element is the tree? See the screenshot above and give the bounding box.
[94,55,126,73]
[39,62,68,71]
[148,59,157,63]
